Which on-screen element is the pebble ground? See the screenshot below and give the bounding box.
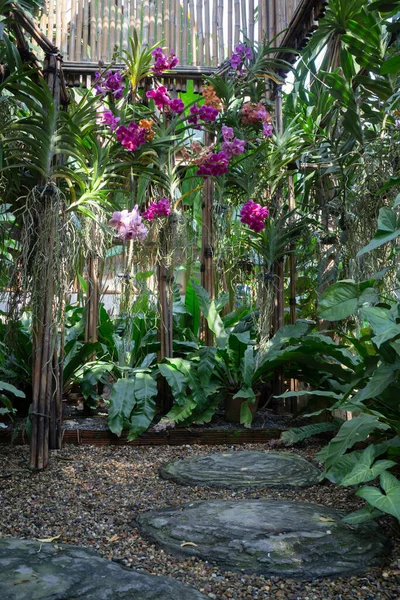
[1,440,400,599]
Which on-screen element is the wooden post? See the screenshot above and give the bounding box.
[201,133,215,345]
[85,254,100,344]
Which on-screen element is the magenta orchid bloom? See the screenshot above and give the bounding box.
[146,85,171,110]
[196,151,229,177]
[115,122,147,151]
[142,198,171,221]
[94,70,125,99]
[97,110,120,132]
[240,200,269,233]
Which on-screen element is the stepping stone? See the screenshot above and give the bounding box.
[136,499,389,579]
[0,538,207,600]
[160,451,321,488]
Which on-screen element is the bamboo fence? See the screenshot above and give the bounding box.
[38,0,309,66]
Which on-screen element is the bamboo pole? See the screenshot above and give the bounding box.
[70,0,77,60]
[129,0,135,40]
[288,175,296,325]
[55,0,62,48]
[182,0,188,64]
[48,0,55,42]
[212,0,217,66]
[61,0,67,55]
[201,175,215,345]
[97,0,103,62]
[110,0,116,55]
[165,0,171,50]
[217,0,224,64]
[135,0,141,36]
[227,0,232,57]
[102,0,109,61]
[175,0,180,60]
[170,0,175,52]
[143,0,149,46]
[116,0,123,51]
[149,0,155,47]
[76,0,84,61]
[268,0,276,42]
[234,0,240,47]
[83,0,90,60]
[262,0,268,41]
[240,0,246,39]
[122,0,129,49]
[197,0,203,65]
[204,0,211,65]
[249,0,254,43]
[157,0,163,46]
[90,0,97,61]
[258,0,263,42]
[189,0,196,66]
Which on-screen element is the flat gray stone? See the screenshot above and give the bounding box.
[136,499,389,579]
[0,538,207,600]
[160,451,321,488]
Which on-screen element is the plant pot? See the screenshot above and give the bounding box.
[224,391,260,424]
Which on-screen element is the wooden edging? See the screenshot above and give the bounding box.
[0,427,284,446]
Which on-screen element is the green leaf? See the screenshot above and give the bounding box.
[108,379,137,437]
[240,399,253,428]
[127,372,157,440]
[342,506,383,524]
[340,445,396,486]
[319,414,390,470]
[352,362,400,403]
[357,207,400,257]
[233,387,256,401]
[190,278,229,349]
[197,346,218,387]
[0,381,25,398]
[357,471,400,521]
[317,281,359,321]
[184,278,200,336]
[381,54,400,75]
[158,361,188,404]
[164,397,197,423]
[280,422,339,444]
[241,346,254,388]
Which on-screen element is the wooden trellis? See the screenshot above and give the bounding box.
[37,0,314,66]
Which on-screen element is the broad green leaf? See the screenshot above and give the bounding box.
[340,445,396,486]
[190,279,229,349]
[317,282,359,321]
[276,390,342,401]
[241,346,254,388]
[361,306,395,334]
[0,381,25,398]
[164,397,197,423]
[319,414,390,469]
[381,54,400,75]
[280,422,339,444]
[158,361,188,404]
[127,373,157,440]
[197,346,218,387]
[351,362,400,403]
[240,400,253,428]
[342,506,383,524]
[233,387,256,401]
[108,379,137,437]
[357,471,400,521]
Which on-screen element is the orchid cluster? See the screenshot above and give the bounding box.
[109,208,149,242]
[202,85,224,111]
[240,200,269,233]
[196,151,230,177]
[241,102,273,137]
[146,86,184,114]
[230,43,253,69]
[115,122,147,151]
[97,110,121,132]
[94,70,125,99]
[142,198,171,221]
[188,103,220,127]
[151,47,179,75]
[221,125,245,158]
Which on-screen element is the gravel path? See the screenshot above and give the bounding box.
[1,441,400,599]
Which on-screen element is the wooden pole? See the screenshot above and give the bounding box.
[288,175,296,325]
[182,0,188,64]
[83,0,90,60]
[201,131,215,345]
[143,0,150,46]
[197,0,203,65]
[189,0,196,65]
[234,0,240,47]
[240,0,247,39]
[204,0,210,64]
[122,0,129,50]
[212,0,217,66]
[149,0,155,47]
[249,0,254,43]
[217,0,224,64]
[227,0,232,57]
[90,0,97,61]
